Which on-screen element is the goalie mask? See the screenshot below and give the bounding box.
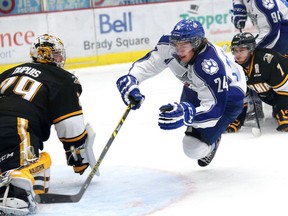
[30,34,66,68]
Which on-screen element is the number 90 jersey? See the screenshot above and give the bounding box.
[0,62,86,150]
[233,0,288,51]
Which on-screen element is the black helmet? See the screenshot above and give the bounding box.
[231,32,256,53]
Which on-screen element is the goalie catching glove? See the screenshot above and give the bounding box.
[158,102,195,130]
[65,123,98,175]
[116,74,145,110]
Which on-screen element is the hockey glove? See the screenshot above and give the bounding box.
[66,145,90,175]
[116,74,145,110]
[226,119,242,133]
[231,4,247,29]
[158,102,195,130]
[226,105,247,133]
[276,110,288,132]
[65,124,98,175]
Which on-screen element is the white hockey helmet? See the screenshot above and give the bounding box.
[30,34,66,68]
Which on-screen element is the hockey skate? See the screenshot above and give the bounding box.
[198,137,221,167]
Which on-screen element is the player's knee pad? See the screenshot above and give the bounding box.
[182,135,212,159]
[13,152,52,194]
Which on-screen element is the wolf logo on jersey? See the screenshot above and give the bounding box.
[201,59,219,75]
[117,19,246,168]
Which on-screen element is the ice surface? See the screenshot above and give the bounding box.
[39,63,288,216]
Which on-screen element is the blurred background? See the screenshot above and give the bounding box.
[0,0,256,72]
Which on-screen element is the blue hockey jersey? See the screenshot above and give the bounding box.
[128,35,246,129]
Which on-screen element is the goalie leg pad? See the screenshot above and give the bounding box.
[0,198,30,216]
[0,152,51,215]
[13,152,51,194]
[0,174,37,215]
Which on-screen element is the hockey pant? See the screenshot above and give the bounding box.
[0,116,44,173]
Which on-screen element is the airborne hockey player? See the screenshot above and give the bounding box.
[0,34,97,215]
[116,19,246,167]
[229,32,288,132]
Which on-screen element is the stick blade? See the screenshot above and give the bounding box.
[35,192,81,204]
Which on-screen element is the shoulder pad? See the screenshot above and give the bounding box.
[157,34,170,46]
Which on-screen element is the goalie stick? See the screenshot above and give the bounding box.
[35,104,132,204]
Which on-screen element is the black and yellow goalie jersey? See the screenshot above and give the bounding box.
[0,62,87,151]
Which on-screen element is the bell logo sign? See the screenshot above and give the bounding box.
[99,12,132,34]
[0,31,35,47]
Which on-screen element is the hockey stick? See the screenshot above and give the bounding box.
[238,28,261,136]
[249,89,261,136]
[35,104,132,204]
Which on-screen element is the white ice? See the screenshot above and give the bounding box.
[39,62,288,216]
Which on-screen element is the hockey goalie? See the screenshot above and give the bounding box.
[0,34,97,215]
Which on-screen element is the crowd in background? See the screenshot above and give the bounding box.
[0,0,184,16]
